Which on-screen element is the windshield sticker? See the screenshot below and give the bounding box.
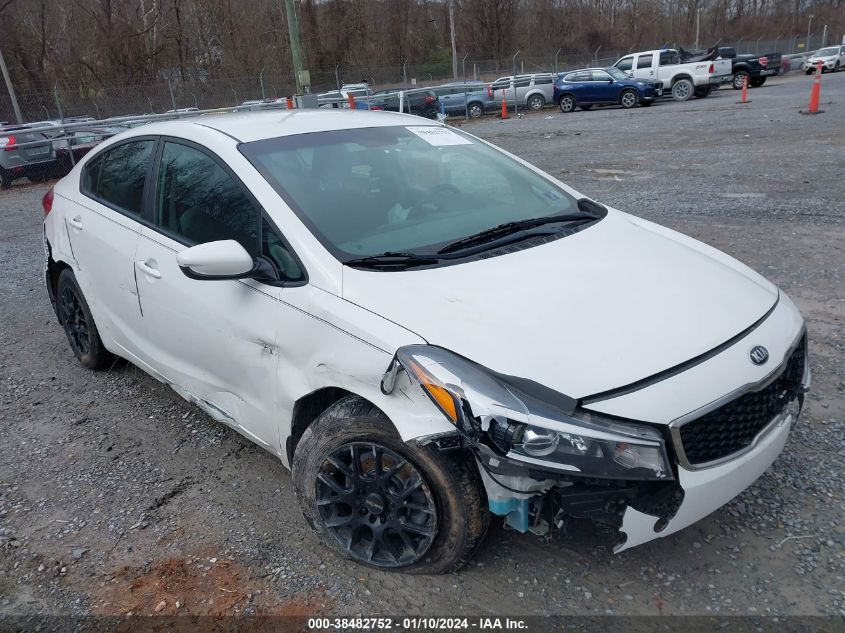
[406,126,473,146]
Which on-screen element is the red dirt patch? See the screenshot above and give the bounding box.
[92,555,332,631]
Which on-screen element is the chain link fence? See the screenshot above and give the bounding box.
[2,31,841,126]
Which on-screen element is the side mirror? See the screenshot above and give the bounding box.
[177,240,256,280]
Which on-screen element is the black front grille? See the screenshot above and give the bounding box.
[679,336,806,465]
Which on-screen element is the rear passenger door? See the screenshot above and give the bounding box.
[68,138,155,360]
[632,53,655,80]
[133,139,304,449]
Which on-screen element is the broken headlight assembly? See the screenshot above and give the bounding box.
[381,345,672,481]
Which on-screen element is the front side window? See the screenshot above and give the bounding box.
[591,70,612,82]
[240,126,589,262]
[534,76,553,85]
[514,77,532,88]
[82,140,154,216]
[155,141,259,256]
[615,56,633,71]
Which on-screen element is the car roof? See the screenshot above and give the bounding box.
[130,109,435,143]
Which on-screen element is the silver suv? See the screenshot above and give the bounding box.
[0,124,57,188]
[490,73,555,110]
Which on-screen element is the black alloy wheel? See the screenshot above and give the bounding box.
[315,442,437,567]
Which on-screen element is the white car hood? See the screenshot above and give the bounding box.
[342,210,777,400]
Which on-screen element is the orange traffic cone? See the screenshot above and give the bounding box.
[286,97,294,109]
[736,73,751,104]
[501,89,508,119]
[800,61,825,115]
[348,93,357,109]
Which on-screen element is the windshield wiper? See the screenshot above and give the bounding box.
[437,199,605,255]
[344,251,441,270]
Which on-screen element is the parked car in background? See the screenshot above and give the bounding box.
[613,49,731,100]
[0,123,57,188]
[370,89,439,119]
[490,73,556,111]
[805,46,845,73]
[554,67,660,112]
[431,82,495,118]
[716,47,782,88]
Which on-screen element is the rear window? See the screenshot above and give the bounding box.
[637,54,653,69]
[82,140,154,216]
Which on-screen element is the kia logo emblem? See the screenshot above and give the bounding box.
[749,346,769,365]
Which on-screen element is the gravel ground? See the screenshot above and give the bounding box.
[1,71,843,625]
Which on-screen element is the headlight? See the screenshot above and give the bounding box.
[381,345,672,480]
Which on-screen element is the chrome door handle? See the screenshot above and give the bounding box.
[135,260,162,279]
[68,216,83,230]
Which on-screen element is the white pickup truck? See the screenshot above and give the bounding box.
[613,49,733,101]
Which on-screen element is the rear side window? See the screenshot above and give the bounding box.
[615,56,633,71]
[514,77,532,88]
[82,140,154,216]
[637,54,653,69]
[155,141,259,256]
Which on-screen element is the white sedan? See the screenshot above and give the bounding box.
[42,110,809,573]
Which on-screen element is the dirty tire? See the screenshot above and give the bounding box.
[558,94,575,113]
[620,89,638,108]
[293,396,489,574]
[671,78,694,101]
[56,269,114,370]
[732,71,749,89]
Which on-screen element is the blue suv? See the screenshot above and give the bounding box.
[553,67,660,113]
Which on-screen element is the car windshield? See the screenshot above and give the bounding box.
[815,48,838,56]
[240,125,583,261]
[605,67,629,80]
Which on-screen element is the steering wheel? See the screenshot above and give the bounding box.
[431,183,461,196]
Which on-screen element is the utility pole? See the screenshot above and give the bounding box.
[0,47,23,124]
[806,14,814,51]
[695,9,701,49]
[283,0,304,93]
[448,0,458,81]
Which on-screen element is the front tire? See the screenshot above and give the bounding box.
[292,396,489,574]
[620,89,638,108]
[558,94,575,113]
[467,102,483,118]
[56,269,114,370]
[671,78,694,101]
[527,94,545,111]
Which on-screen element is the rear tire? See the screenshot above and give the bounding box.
[558,94,575,113]
[0,168,12,189]
[732,71,749,89]
[467,102,483,118]
[292,396,489,574]
[56,269,114,370]
[671,78,694,101]
[527,94,545,111]
[619,89,638,108]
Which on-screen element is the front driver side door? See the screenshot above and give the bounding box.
[590,70,618,103]
[133,139,303,450]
